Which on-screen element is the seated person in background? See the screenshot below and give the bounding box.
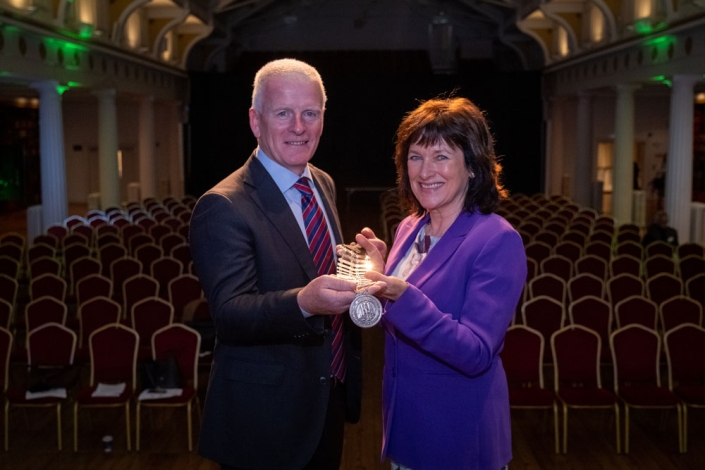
[642,211,679,247]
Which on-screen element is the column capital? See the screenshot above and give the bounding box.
[30,80,60,94]
[616,83,641,94]
[93,88,117,100]
[670,74,702,88]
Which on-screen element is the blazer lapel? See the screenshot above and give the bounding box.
[243,156,319,280]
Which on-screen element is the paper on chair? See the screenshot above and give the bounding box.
[138,388,183,401]
[92,382,127,397]
[25,388,67,400]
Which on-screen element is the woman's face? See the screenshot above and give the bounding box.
[407,138,471,216]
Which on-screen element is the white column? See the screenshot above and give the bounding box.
[31,80,68,231]
[612,84,640,226]
[665,74,701,243]
[545,97,565,197]
[575,91,593,208]
[138,95,156,199]
[168,101,185,199]
[94,89,121,208]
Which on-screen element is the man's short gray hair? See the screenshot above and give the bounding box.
[251,58,327,113]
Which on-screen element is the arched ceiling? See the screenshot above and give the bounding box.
[186,0,545,71]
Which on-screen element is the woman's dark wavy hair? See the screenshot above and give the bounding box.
[394,96,508,216]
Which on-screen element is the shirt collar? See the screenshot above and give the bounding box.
[255,147,313,193]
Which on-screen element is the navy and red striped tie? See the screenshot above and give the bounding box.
[294,177,346,383]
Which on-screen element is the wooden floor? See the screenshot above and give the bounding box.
[2,205,704,469]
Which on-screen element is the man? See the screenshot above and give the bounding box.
[190,58,383,470]
[642,210,679,247]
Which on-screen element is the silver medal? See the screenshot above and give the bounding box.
[349,292,383,328]
[336,243,383,328]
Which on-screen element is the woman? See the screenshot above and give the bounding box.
[357,96,526,469]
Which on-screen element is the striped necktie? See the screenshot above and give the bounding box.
[294,177,346,382]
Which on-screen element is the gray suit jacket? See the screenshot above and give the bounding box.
[190,153,362,469]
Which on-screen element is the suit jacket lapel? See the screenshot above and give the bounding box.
[243,155,319,280]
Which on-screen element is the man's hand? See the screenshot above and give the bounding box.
[297,275,357,315]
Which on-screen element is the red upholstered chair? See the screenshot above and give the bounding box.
[29,256,61,279]
[610,324,684,453]
[25,296,67,331]
[168,274,204,322]
[664,324,705,452]
[88,216,109,229]
[70,225,95,247]
[0,256,20,279]
[162,217,183,233]
[131,296,174,360]
[533,229,558,246]
[69,256,101,297]
[526,258,538,283]
[33,234,59,250]
[120,224,145,250]
[160,233,187,258]
[135,244,163,275]
[568,273,604,304]
[609,254,641,279]
[0,274,19,310]
[135,216,157,232]
[543,221,566,237]
[170,243,192,268]
[501,325,559,454]
[645,240,675,259]
[659,296,702,333]
[678,255,705,283]
[540,255,573,282]
[522,296,565,362]
[0,325,12,412]
[136,323,201,451]
[129,233,155,257]
[568,296,612,362]
[73,323,138,451]
[99,243,127,277]
[151,257,184,300]
[96,232,121,251]
[61,233,89,251]
[123,275,159,321]
[0,244,22,266]
[615,295,658,330]
[617,230,641,244]
[528,273,566,305]
[96,223,120,238]
[646,273,683,306]
[149,224,172,244]
[26,243,56,266]
[75,296,122,364]
[75,274,113,307]
[589,230,613,246]
[62,242,91,277]
[30,273,67,302]
[644,254,677,279]
[46,224,68,243]
[607,274,644,309]
[551,325,621,453]
[555,240,582,264]
[178,223,190,239]
[519,222,542,239]
[575,254,608,280]
[0,299,12,330]
[110,257,142,306]
[615,240,643,260]
[686,274,705,310]
[525,241,553,266]
[4,323,77,450]
[678,243,704,259]
[64,215,86,229]
[568,222,591,237]
[110,216,131,228]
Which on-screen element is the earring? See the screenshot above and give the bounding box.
[469,172,475,178]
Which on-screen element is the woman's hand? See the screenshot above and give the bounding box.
[365,271,408,302]
[355,227,387,274]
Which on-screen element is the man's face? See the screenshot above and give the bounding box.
[249,77,324,175]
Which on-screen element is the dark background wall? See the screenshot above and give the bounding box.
[187,53,544,217]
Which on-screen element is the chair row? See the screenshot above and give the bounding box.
[0,321,202,452]
[0,272,204,328]
[503,323,705,454]
[528,252,705,284]
[517,294,703,348]
[522,271,705,308]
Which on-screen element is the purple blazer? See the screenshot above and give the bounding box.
[381,210,526,470]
